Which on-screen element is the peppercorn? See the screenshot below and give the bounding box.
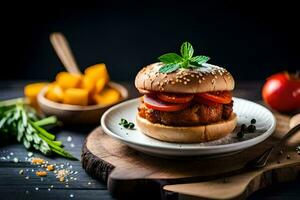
[241,124,247,132]
[237,131,244,138]
[250,119,256,124]
[247,125,256,133]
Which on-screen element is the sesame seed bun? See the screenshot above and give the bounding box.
[135,62,235,93]
[136,113,237,143]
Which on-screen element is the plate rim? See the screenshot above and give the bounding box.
[101,97,276,151]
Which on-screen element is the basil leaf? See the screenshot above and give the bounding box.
[189,62,202,68]
[190,55,210,64]
[179,60,190,68]
[180,42,194,59]
[158,53,182,64]
[159,63,180,73]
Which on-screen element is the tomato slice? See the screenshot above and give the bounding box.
[194,95,219,106]
[196,91,232,104]
[143,95,190,112]
[157,93,194,104]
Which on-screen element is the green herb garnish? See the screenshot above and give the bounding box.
[158,42,210,73]
[0,99,77,160]
[119,118,135,129]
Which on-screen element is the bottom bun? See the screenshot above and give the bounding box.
[136,113,237,143]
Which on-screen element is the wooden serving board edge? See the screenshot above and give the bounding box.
[81,138,115,183]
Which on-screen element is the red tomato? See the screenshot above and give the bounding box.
[143,95,190,112]
[194,95,219,106]
[196,91,232,104]
[262,72,300,112]
[157,93,194,104]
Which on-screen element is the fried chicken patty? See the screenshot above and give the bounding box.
[138,101,233,126]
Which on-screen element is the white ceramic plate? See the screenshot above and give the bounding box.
[101,98,276,157]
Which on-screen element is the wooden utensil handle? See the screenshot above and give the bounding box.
[50,32,82,75]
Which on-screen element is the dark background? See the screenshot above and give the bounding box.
[1,0,298,81]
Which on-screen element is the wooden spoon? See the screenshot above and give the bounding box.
[50,32,81,74]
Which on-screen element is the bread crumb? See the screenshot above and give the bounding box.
[47,165,55,171]
[56,169,69,182]
[36,171,47,177]
[31,157,45,165]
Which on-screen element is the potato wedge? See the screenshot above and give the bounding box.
[56,72,82,90]
[84,64,109,84]
[24,82,48,108]
[46,84,64,103]
[24,82,48,99]
[81,76,95,93]
[95,78,106,93]
[93,87,120,106]
[63,88,88,106]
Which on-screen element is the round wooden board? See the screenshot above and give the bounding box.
[81,113,300,200]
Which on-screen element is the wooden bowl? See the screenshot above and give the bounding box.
[37,82,128,124]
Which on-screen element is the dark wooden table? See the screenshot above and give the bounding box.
[0,81,299,200]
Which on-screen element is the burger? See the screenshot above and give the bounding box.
[134,42,237,143]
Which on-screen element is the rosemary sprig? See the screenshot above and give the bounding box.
[0,102,77,160]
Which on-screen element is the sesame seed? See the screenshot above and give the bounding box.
[184,81,187,85]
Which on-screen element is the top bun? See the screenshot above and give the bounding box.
[135,62,235,93]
